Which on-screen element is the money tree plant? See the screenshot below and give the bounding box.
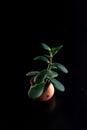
[26,43,68,99]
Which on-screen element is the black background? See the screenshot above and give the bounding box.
[1,0,87,129]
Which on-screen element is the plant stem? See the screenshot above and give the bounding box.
[47,51,53,70]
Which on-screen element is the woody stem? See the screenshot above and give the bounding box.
[47,51,53,70]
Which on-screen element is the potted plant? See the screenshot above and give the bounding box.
[26,43,68,101]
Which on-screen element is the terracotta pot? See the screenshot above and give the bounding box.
[29,76,55,102]
[38,82,55,101]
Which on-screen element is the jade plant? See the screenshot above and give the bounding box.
[26,43,68,99]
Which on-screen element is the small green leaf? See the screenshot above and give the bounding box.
[52,45,63,56]
[47,70,58,78]
[34,56,49,63]
[52,63,68,73]
[41,43,51,51]
[50,65,57,69]
[50,78,65,92]
[28,82,45,98]
[44,54,51,59]
[26,71,40,76]
[36,69,47,83]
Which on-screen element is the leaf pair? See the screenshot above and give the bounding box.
[36,69,59,83]
[51,45,63,56]
[41,43,63,56]
[26,69,59,80]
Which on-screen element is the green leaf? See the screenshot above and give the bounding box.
[52,63,68,73]
[36,69,47,83]
[41,43,51,51]
[34,56,49,63]
[44,54,51,59]
[26,71,40,76]
[50,65,57,69]
[28,82,45,98]
[52,45,63,56]
[47,70,58,78]
[50,78,65,92]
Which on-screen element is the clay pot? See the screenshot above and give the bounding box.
[30,76,55,102]
[38,82,55,101]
